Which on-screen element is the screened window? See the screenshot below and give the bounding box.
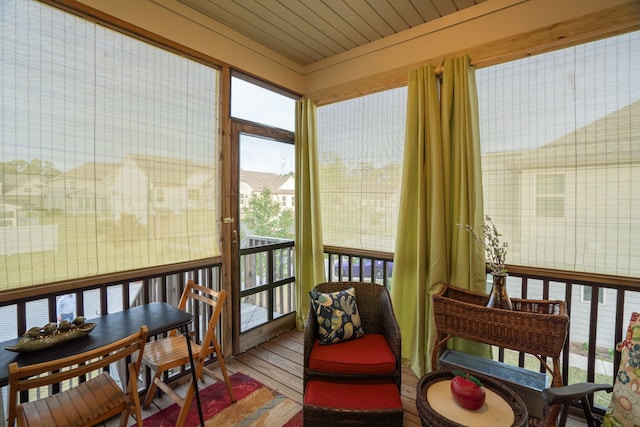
[477,31,640,276]
[317,88,407,252]
[1,1,220,290]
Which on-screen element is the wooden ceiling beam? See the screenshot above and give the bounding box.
[308,2,640,106]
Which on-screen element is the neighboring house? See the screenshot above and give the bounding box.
[240,169,295,210]
[484,101,640,349]
[112,154,215,224]
[46,162,117,216]
[483,101,640,277]
[0,173,48,210]
[43,153,214,226]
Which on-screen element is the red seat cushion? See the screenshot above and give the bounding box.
[304,377,402,410]
[308,333,396,375]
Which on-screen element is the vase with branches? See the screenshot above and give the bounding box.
[458,215,512,310]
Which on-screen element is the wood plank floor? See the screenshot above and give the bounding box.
[226,329,587,427]
[107,327,588,426]
[226,328,423,427]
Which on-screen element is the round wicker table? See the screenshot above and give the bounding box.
[416,370,528,427]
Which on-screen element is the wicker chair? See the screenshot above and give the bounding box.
[303,282,403,426]
[304,281,402,389]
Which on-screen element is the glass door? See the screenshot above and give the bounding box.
[231,121,296,353]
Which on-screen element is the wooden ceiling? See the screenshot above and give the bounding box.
[178,0,485,66]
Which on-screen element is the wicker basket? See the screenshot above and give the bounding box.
[432,285,568,359]
[416,370,528,427]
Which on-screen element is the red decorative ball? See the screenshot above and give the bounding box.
[450,374,486,410]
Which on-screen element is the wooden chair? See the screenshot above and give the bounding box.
[141,280,236,426]
[8,325,148,427]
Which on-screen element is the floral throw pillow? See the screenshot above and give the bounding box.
[309,287,365,345]
[603,311,640,427]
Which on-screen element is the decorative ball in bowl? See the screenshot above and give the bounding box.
[450,370,485,410]
[5,316,96,353]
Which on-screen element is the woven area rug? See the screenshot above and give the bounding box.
[139,372,303,427]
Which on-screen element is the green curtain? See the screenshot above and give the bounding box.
[391,56,487,378]
[294,98,326,330]
[442,57,486,288]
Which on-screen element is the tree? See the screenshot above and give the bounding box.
[243,189,294,239]
[0,159,60,177]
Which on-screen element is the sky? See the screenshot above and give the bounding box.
[1,1,638,175]
[232,77,296,175]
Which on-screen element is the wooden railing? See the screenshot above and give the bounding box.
[2,247,638,415]
[501,265,640,411]
[239,236,296,332]
[0,258,223,401]
[322,248,640,412]
[325,246,394,289]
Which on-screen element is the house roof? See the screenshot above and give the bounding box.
[128,154,213,187]
[240,169,293,194]
[498,101,640,169]
[0,173,46,194]
[53,162,118,182]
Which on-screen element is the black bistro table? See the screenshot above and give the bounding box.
[0,302,205,427]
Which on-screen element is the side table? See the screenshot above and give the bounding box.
[416,370,528,427]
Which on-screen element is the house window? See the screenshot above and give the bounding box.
[536,174,565,218]
[0,1,220,290]
[477,31,640,277]
[581,285,605,305]
[188,188,199,201]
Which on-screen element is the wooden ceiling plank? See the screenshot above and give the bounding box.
[259,0,348,54]
[348,0,396,38]
[180,0,322,64]
[368,0,411,33]
[409,0,443,22]
[387,0,425,28]
[431,0,459,15]
[237,0,338,59]
[296,1,370,47]
[321,0,381,42]
[453,0,478,9]
[276,0,359,51]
